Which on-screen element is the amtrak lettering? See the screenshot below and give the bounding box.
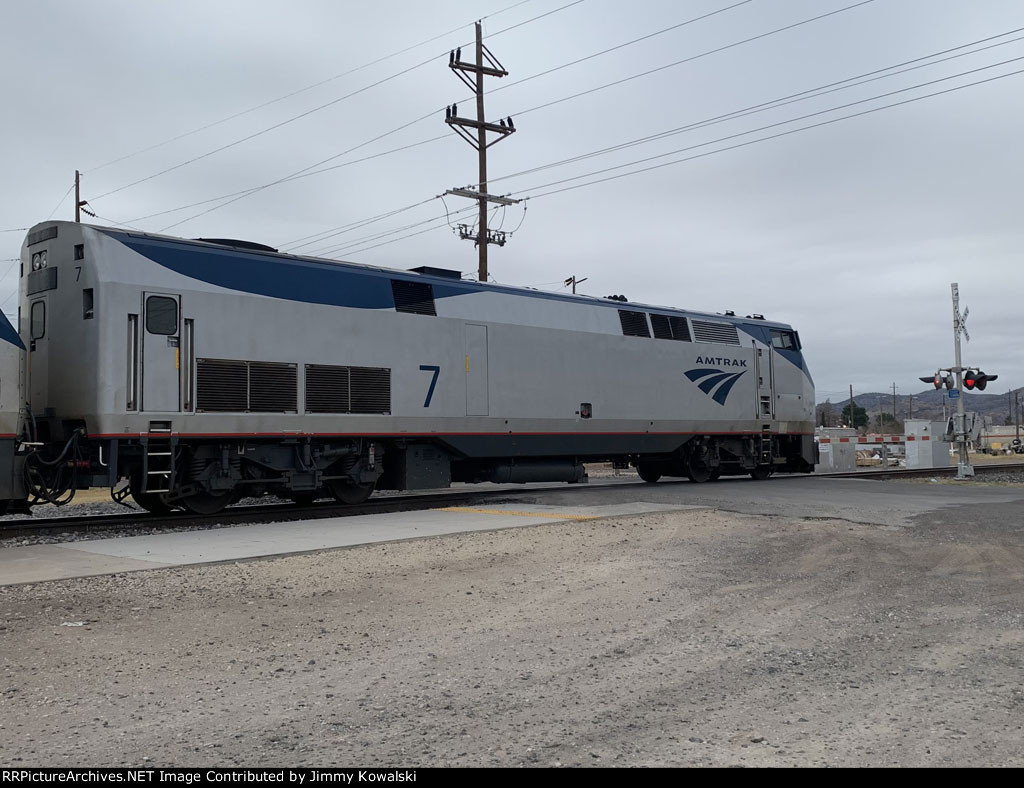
[694,356,746,368]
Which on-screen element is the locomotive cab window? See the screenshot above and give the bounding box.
[30,300,45,340]
[146,296,178,335]
[770,329,799,350]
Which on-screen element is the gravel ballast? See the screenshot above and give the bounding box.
[2,507,1023,767]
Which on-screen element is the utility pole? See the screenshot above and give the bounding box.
[564,275,588,294]
[74,170,93,222]
[849,384,854,429]
[444,22,519,283]
[892,382,897,423]
[951,283,972,478]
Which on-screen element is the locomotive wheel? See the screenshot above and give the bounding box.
[327,480,375,505]
[636,463,662,483]
[749,465,772,481]
[685,458,712,484]
[180,490,234,515]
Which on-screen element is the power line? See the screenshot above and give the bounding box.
[127,135,446,227]
[89,0,588,204]
[491,0,756,96]
[46,182,76,220]
[285,26,1024,253]
[483,30,1024,188]
[332,63,1024,257]
[484,0,585,38]
[340,216,468,258]
[313,204,477,257]
[516,63,1024,200]
[83,0,539,175]
[506,0,878,123]
[283,197,441,252]
[131,3,594,232]
[156,125,448,232]
[134,0,856,234]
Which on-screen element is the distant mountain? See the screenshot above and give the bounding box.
[817,387,1024,428]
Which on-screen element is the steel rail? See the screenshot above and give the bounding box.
[4,463,1021,539]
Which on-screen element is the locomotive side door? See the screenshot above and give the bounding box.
[141,292,181,412]
[28,296,49,413]
[753,340,774,419]
[465,323,489,416]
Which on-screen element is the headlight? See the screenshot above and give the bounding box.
[30,251,47,270]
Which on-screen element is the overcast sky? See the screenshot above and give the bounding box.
[2,0,1022,404]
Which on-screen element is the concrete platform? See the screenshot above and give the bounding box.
[0,501,699,587]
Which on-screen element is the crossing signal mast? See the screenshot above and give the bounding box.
[443,21,521,284]
[918,283,998,479]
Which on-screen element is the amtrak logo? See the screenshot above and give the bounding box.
[685,368,748,406]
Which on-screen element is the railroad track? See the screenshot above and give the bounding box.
[815,462,1024,481]
[4,463,1021,539]
[0,480,634,539]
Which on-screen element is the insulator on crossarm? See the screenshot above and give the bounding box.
[449,50,454,65]
[456,47,461,62]
[446,106,452,120]
[507,116,515,130]
[452,103,457,117]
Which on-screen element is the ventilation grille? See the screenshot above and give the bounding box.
[196,359,248,412]
[196,359,297,413]
[350,367,391,413]
[304,365,350,414]
[392,280,436,316]
[249,362,298,412]
[651,314,691,342]
[618,309,650,337]
[305,365,391,414]
[691,320,740,345]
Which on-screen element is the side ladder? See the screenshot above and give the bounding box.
[141,431,175,494]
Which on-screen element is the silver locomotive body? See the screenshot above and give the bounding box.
[20,221,815,513]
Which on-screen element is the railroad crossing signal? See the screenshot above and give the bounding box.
[920,372,954,390]
[963,370,998,391]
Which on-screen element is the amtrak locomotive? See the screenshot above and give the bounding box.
[4,220,816,514]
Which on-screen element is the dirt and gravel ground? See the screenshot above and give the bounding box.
[2,506,1023,768]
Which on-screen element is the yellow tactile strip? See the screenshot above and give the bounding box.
[437,506,596,521]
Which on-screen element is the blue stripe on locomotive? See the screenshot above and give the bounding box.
[0,310,24,350]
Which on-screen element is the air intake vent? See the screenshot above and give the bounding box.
[350,367,391,413]
[248,362,298,412]
[305,365,391,414]
[196,359,248,412]
[304,365,351,414]
[651,314,691,342]
[392,280,436,316]
[618,309,650,338]
[691,320,740,345]
[196,359,297,412]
